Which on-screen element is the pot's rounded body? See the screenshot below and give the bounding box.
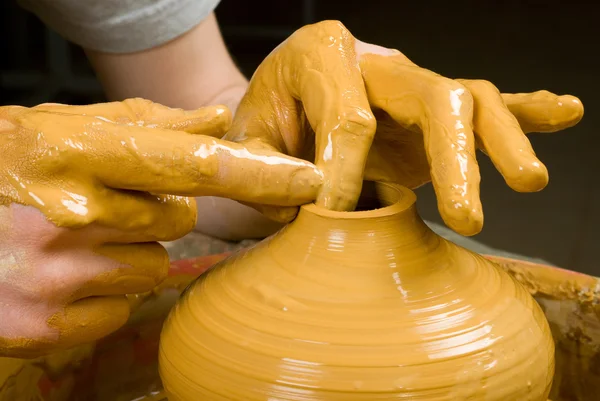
[159,183,554,400]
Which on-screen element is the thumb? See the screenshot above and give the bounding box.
[241,202,300,224]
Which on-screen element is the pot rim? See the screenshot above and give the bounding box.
[300,182,417,219]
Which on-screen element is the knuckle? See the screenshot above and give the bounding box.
[39,258,80,297]
[295,20,350,44]
[530,90,558,103]
[34,102,60,108]
[36,147,71,172]
[32,121,81,168]
[467,79,500,94]
[122,97,152,110]
[317,20,349,33]
[340,108,377,138]
[16,260,73,304]
[119,98,155,123]
[437,78,474,108]
[436,77,467,94]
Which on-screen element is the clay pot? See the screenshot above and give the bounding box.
[159,182,554,400]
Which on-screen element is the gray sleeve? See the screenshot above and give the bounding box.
[18,0,221,53]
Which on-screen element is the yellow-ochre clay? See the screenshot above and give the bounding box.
[159,182,554,400]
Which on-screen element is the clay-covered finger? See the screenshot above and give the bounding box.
[78,120,323,205]
[34,99,232,137]
[502,91,584,134]
[241,202,299,223]
[15,180,196,238]
[459,79,548,192]
[221,139,306,222]
[48,296,130,350]
[70,242,169,300]
[426,89,482,237]
[289,21,376,211]
[360,54,482,235]
[90,189,196,242]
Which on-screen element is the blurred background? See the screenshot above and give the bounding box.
[1,0,598,275]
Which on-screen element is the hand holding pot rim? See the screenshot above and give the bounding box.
[225,20,584,236]
[0,98,322,357]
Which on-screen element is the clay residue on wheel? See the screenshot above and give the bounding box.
[487,255,600,401]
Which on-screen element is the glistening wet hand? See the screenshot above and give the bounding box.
[358,53,583,236]
[224,20,584,235]
[0,98,322,357]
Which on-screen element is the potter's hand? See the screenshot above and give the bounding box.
[0,99,321,358]
[224,20,584,235]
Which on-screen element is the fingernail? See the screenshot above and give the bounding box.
[507,161,549,193]
[442,199,484,237]
[557,95,584,125]
[449,214,484,237]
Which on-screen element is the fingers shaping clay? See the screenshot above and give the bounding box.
[224,19,584,236]
[159,182,554,400]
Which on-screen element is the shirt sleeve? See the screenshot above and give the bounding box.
[18,0,221,53]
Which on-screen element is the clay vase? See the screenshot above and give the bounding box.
[159,182,554,400]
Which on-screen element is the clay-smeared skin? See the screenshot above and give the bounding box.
[159,183,554,400]
[225,20,584,235]
[0,99,322,357]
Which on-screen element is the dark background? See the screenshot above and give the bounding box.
[1,0,598,274]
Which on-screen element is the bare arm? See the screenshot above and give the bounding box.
[85,13,283,240]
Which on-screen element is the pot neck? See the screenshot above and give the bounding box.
[290,182,435,249]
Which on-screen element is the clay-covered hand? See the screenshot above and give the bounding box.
[0,98,321,358]
[224,20,584,235]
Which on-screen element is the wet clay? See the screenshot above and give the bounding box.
[224,20,583,235]
[1,253,596,400]
[0,99,322,357]
[159,182,554,400]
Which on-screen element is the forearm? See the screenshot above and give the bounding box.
[85,13,282,240]
[85,13,247,110]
